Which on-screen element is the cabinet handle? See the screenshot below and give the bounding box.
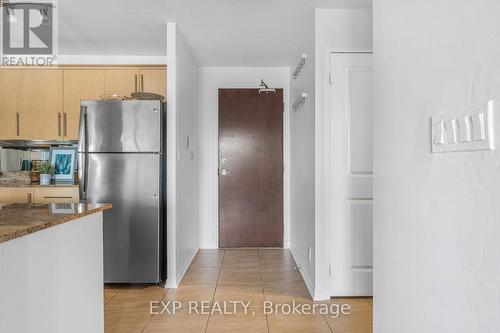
[43,196,74,199]
[27,193,32,205]
[16,112,20,136]
[63,113,67,137]
[135,74,138,92]
[58,113,62,136]
[140,74,144,92]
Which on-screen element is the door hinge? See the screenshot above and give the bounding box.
[329,265,332,276]
[328,73,333,85]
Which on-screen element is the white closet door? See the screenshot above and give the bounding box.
[330,52,373,297]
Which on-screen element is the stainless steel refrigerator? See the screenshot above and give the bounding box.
[78,100,167,284]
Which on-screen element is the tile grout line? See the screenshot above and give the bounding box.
[140,286,168,333]
[204,249,226,333]
[105,287,122,304]
[323,313,335,333]
[258,249,271,333]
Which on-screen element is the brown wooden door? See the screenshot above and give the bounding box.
[219,89,283,248]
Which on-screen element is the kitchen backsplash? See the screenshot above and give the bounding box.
[0,147,50,172]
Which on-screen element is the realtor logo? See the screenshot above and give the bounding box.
[1,0,58,65]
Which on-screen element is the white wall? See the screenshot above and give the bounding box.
[58,55,166,64]
[166,23,200,287]
[289,18,316,297]
[289,8,373,300]
[197,67,290,249]
[315,9,373,49]
[374,1,500,332]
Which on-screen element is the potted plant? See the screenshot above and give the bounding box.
[38,161,55,186]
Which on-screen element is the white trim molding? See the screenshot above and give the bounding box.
[291,246,315,298]
[165,22,178,288]
[176,248,198,285]
[58,55,167,65]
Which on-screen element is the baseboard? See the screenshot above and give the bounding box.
[290,246,314,299]
[165,276,177,288]
[174,248,198,287]
[199,245,219,249]
[313,289,331,301]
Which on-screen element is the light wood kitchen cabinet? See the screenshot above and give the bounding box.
[104,68,167,96]
[0,65,165,141]
[0,70,23,140]
[21,69,64,140]
[63,70,105,140]
[0,69,63,140]
[33,187,79,203]
[0,187,79,204]
[104,69,139,96]
[0,187,33,203]
[138,69,166,96]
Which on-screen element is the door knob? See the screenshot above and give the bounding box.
[220,169,232,176]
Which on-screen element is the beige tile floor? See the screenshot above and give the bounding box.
[105,249,373,333]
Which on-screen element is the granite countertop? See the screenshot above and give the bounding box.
[0,171,78,188]
[0,203,112,244]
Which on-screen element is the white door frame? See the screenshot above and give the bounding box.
[324,49,373,297]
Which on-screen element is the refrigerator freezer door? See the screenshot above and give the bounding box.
[84,152,161,283]
[79,100,162,153]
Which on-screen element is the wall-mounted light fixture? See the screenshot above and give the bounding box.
[1,0,54,25]
[292,93,308,112]
[258,79,276,94]
[292,54,307,79]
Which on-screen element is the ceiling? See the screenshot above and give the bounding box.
[58,0,371,66]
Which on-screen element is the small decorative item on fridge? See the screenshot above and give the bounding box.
[38,161,54,186]
[49,147,77,183]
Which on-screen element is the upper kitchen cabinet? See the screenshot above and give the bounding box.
[63,70,105,140]
[0,69,22,140]
[0,65,166,141]
[22,69,64,140]
[104,69,139,96]
[138,69,167,96]
[104,67,167,97]
[0,69,63,140]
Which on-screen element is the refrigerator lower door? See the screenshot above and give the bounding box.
[84,153,161,283]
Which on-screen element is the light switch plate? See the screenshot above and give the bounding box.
[431,101,495,153]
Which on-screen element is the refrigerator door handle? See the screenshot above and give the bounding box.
[78,153,88,201]
[79,106,89,201]
[78,106,87,152]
